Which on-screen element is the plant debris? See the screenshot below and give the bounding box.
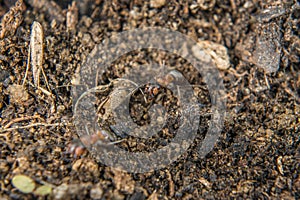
[0,0,299,199]
[29,21,44,87]
[11,175,35,194]
[34,185,52,196]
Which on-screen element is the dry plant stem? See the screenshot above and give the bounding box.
[0,122,61,133]
[26,81,54,97]
[38,86,54,97]
[95,69,99,88]
[22,47,30,86]
[3,115,41,129]
[264,72,270,89]
[55,84,72,88]
[40,65,51,92]
[108,139,125,144]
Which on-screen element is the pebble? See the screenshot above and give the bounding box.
[192,40,230,70]
[90,185,104,199]
[8,84,29,104]
[150,0,166,8]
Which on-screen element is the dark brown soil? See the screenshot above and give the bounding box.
[0,0,299,199]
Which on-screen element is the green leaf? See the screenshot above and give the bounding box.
[34,185,52,196]
[12,175,35,193]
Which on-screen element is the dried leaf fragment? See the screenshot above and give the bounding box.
[34,185,52,196]
[30,21,44,87]
[12,174,35,194]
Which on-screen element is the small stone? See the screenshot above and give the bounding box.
[192,40,230,70]
[90,185,103,199]
[113,170,135,194]
[34,185,52,196]
[71,159,84,171]
[53,184,68,200]
[8,84,29,104]
[150,0,166,8]
[82,33,92,46]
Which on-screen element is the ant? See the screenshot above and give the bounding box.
[67,129,122,158]
[143,84,161,102]
[143,72,177,102]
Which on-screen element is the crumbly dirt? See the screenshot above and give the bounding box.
[0,0,299,199]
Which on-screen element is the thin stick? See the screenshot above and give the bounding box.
[108,139,125,145]
[95,68,99,88]
[3,115,41,129]
[264,72,270,89]
[22,47,30,86]
[25,80,55,98]
[55,84,72,88]
[38,86,54,97]
[0,123,61,133]
[40,65,51,93]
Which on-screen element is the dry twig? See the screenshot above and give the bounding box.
[3,115,42,129]
[0,122,61,133]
